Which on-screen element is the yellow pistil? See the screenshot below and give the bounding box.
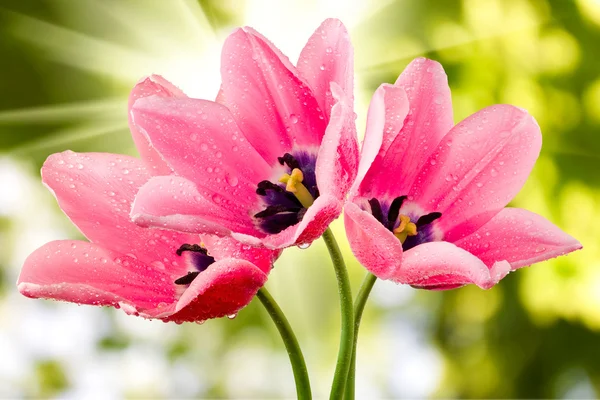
[279,168,314,208]
[393,214,418,243]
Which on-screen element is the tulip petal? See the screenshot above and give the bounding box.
[359,58,453,198]
[219,28,327,161]
[297,18,353,119]
[131,95,272,205]
[18,240,175,312]
[128,75,185,174]
[42,151,198,276]
[354,83,409,196]
[398,242,510,290]
[131,175,260,236]
[165,258,268,323]
[315,82,358,200]
[344,202,404,280]
[453,207,582,270]
[411,104,542,242]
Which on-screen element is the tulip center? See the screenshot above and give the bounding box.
[368,196,442,250]
[173,243,215,285]
[254,152,319,234]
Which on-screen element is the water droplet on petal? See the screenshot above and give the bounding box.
[290,114,299,124]
[226,176,239,187]
[227,313,237,320]
[298,243,310,249]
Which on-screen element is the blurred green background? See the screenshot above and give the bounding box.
[0,0,598,398]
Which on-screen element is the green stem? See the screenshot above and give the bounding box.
[256,287,312,400]
[322,228,355,400]
[344,272,377,400]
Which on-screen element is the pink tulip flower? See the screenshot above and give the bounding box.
[345,58,582,290]
[129,19,358,249]
[18,131,278,322]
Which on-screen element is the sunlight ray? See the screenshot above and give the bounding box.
[0,98,125,125]
[11,121,128,155]
[357,13,549,74]
[176,0,218,41]
[6,11,158,82]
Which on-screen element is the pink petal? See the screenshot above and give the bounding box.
[411,104,542,242]
[315,82,359,201]
[201,235,280,275]
[42,151,199,277]
[398,242,511,290]
[128,75,186,175]
[165,258,268,323]
[131,175,259,236]
[253,193,342,249]
[18,240,175,312]
[297,18,354,119]
[453,207,582,270]
[344,202,403,280]
[131,95,272,205]
[353,83,409,196]
[359,58,453,198]
[219,28,327,161]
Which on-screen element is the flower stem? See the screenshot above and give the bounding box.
[344,272,377,399]
[322,228,354,400]
[256,287,312,400]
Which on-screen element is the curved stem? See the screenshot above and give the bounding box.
[322,228,354,400]
[344,272,377,400]
[256,287,312,400]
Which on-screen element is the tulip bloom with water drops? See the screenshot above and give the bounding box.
[18,150,279,323]
[345,58,581,290]
[129,19,358,249]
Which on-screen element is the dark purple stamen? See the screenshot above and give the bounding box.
[176,243,208,256]
[368,198,384,224]
[367,195,442,251]
[254,205,301,219]
[255,151,319,234]
[174,243,215,285]
[278,153,301,170]
[256,180,285,196]
[387,196,408,227]
[416,212,442,227]
[174,271,200,285]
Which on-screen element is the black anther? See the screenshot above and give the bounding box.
[416,212,442,227]
[176,244,208,256]
[277,153,301,171]
[256,180,285,196]
[174,271,200,285]
[254,205,300,219]
[387,195,408,225]
[368,198,384,224]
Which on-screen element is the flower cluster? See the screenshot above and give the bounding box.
[18,19,580,324]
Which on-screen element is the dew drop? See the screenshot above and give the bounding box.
[298,242,311,249]
[490,168,499,177]
[227,176,239,187]
[227,313,238,320]
[290,114,299,124]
